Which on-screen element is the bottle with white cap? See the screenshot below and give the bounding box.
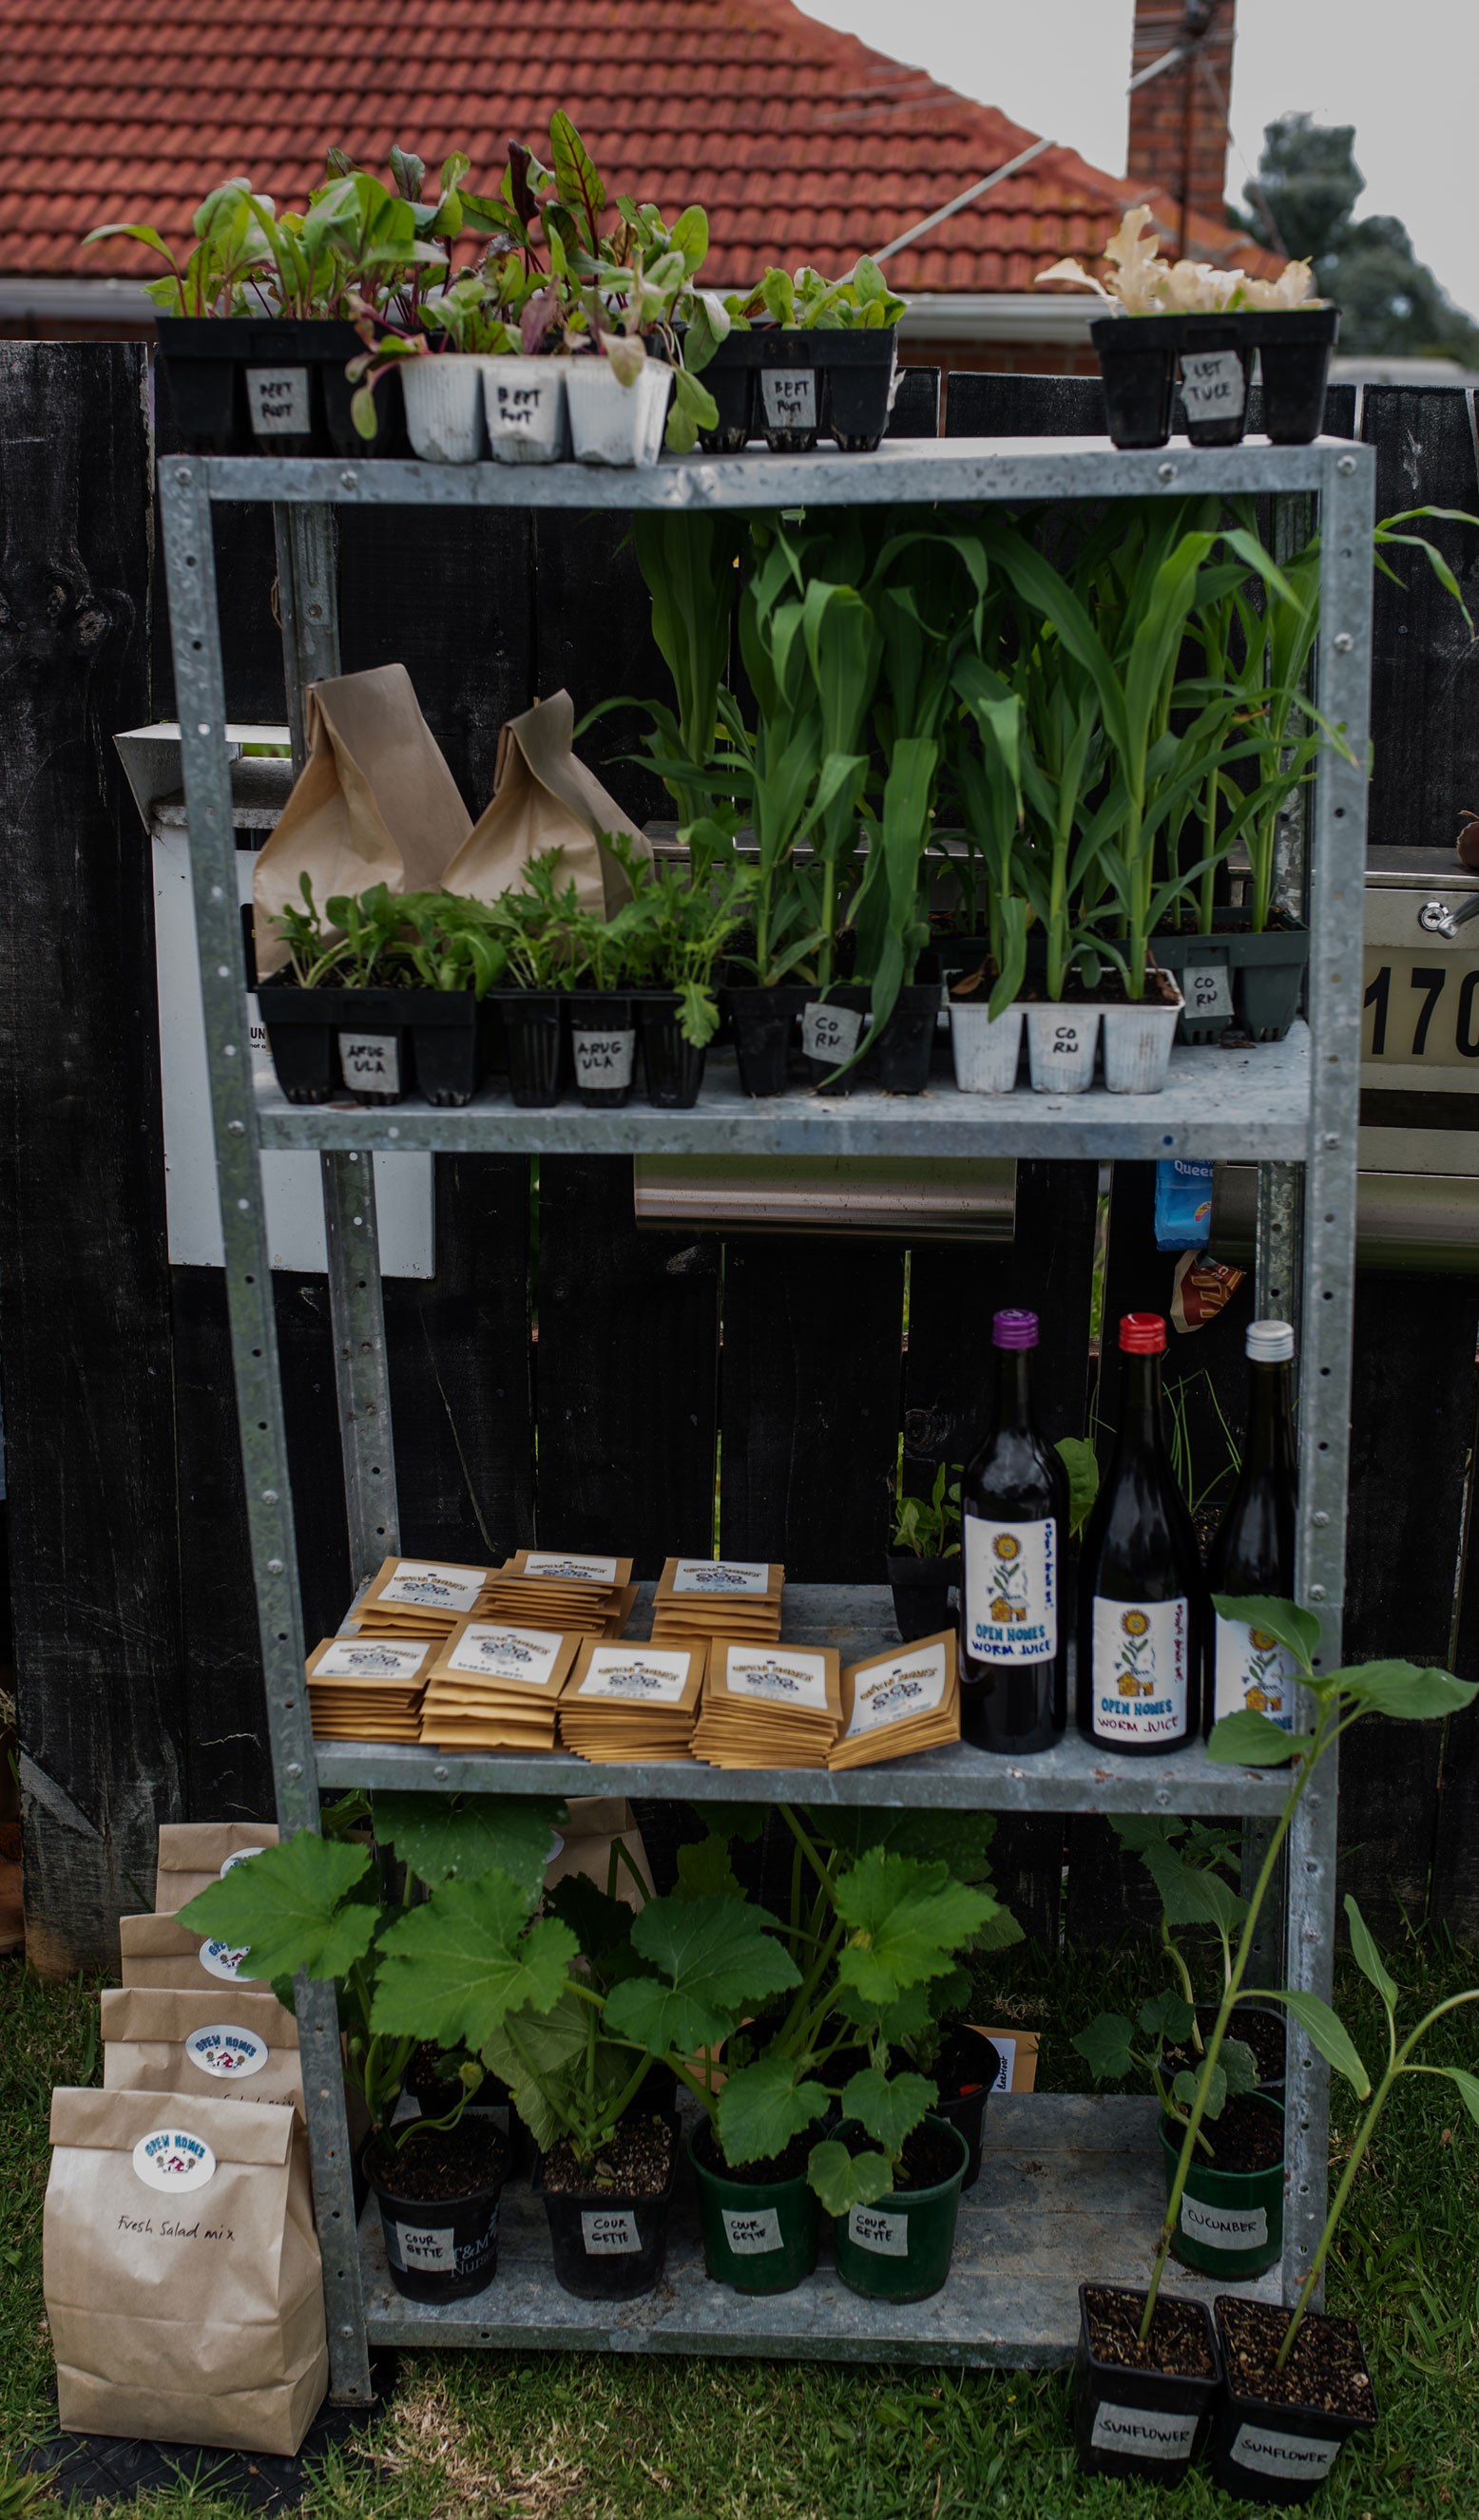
[1205,1320,1298,1732]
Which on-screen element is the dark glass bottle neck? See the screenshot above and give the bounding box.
[1244,1359,1296,1477]
[992,1347,1036,1435]
[1117,1350,1165,1454]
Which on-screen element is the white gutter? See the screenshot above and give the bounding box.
[0,274,154,318]
[896,293,1097,342]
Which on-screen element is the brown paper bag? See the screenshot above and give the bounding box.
[155,1822,279,1915]
[102,1987,305,2122]
[120,1912,274,1998]
[253,664,471,975]
[46,2086,327,2453]
[546,1795,653,1912]
[442,690,651,913]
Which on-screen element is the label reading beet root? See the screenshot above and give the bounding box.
[760,371,816,430]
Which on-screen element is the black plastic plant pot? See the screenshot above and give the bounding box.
[1177,315,1257,448]
[868,981,941,1093]
[640,993,707,1109]
[534,2114,680,2302]
[1256,305,1339,445]
[1090,314,1178,450]
[236,317,366,458]
[688,2128,819,2295]
[696,336,757,452]
[568,988,638,1110]
[886,1555,956,1644]
[1223,910,1311,1041]
[489,988,567,1109]
[156,317,250,454]
[258,982,411,1105]
[1072,2282,1221,2485]
[727,985,800,1097]
[1209,2298,1377,2506]
[829,2116,969,2304]
[408,993,489,1108]
[801,983,873,1096]
[754,332,821,451]
[930,2028,1001,2191]
[320,346,408,462]
[817,329,899,451]
[367,2130,509,2304]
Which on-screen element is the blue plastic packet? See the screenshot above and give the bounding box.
[1154,1158,1214,1252]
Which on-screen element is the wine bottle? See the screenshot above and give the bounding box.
[959,1308,1067,1755]
[1077,1312,1204,1755]
[1206,1320,1298,1732]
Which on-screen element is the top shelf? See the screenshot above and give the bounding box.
[175,434,1367,513]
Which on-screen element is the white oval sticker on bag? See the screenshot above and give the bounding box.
[185,2024,269,2080]
[200,1938,259,1985]
[132,2129,217,2192]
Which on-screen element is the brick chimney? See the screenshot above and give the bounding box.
[1126,0,1237,252]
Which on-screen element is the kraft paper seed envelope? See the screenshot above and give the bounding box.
[560,1642,704,1762]
[306,1634,433,1741]
[419,1619,578,1750]
[483,1550,635,1636]
[355,1556,495,1636]
[826,1632,960,1770]
[690,1639,841,1769]
[650,1558,784,1645]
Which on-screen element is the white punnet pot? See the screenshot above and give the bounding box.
[483,357,570,464]
[401,354,487,463]
[566,357,672,466]
[1102,991,1182,1094]
[949,1001,1023,1094]
[1026,1002,1101,1094]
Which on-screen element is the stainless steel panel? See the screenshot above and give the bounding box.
[633,1155,1015,1240]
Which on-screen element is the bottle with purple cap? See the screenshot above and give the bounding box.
[959,1308,1068,1755]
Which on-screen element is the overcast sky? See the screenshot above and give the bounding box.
[804,0,1477,318]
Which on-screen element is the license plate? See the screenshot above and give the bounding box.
[1361,948,1479,1070]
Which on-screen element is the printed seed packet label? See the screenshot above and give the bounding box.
[801,999,864,1063]
[1090,2404,1198,2460]
[311,1636,432,1682]
[375,1559,488,1614]
[522,1552,620,1584]
[582,2208,641,2254]
[1180,2194,1268,2250]
[669,1558,773,1595]
[446,1624,568,1687]
[722,2206,782,2256]
[1180,347,1246,419]
[244,365,311,434]
[338,1030,400,1092]
[1229,2425,1341,2482]
[200,1938,260,1985]
[1090,1597,1189,1746]
[719,1645,835,1713]
[760,368,816,430]
[963,1517,1057,1664]
[847,2204,909,2257]
[572,1029,636,1089]
[1213,1616,1297,1728]
[844,1639,950,1738]
[575,1648,696,1706]
[132,2129,217,2192]
[185,2025,269,2080]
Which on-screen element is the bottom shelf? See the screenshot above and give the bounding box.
[359,2093,1280,2366]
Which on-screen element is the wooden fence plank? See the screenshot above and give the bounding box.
[1363,388,1479,856]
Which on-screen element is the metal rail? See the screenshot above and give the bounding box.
[156,432,1373,2393]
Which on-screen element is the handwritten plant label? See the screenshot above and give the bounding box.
[1090,1597,1189,1746]
[388,2219,454,2274]
[582,2208,641,2254]
[846,1640,949,1736]
[132,2129,217,2192]
[847,2204,909,2257]
[448,1625,565,1685]
[185,2024,269,2080]
[721,2206,783,2255]
[525,1553,618,1584]
[382,1562,485,1614]
[724,1650,831,1711]
[760,369,816,430]
[963,1517,1057,1664]
[338,1031,400,1093]
[577,1650,691,1704]
[1228,2425,1341,2481]
[1180,2195,1268,2250]
[1089,2403,1198,2459]
[671,1559,770,1594]
[572,1029,636,1089]
[315,1638,431,1681]
[1180,349,1246,420]
[490,378,553,431]
[245,366,311,435]
[1183,962,1234,1021]
[802,1000,864,1063]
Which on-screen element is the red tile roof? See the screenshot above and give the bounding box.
[6,0,1270,293]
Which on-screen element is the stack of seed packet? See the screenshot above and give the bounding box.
[825,1631,960,1770]
[305,1634,434,1741]
[559,1641,705,1764]
[482,1550,636,1638]
[353,1556,495,1640]
[690,1639,842,1768]
[419,1620,579,1751]
[648,1558,784,1649]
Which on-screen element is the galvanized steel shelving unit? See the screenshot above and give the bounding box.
[158,433,1374,2403]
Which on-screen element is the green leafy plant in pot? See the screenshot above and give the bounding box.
[887,1462,960,1642]
[180,1794,565,2303]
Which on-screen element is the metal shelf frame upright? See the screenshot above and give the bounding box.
[157,433,1375,2402]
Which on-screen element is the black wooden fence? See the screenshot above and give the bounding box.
[3,343,1478,1969]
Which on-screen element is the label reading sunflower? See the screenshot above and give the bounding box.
[962,1517,1057,1664]
[1212,1616,1297,1728]
[1091,1596,1189,1744]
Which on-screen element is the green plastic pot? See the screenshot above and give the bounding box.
[1161,2096,1284,2281]
[829,2116,969,2304]
[688,2130,818,2294]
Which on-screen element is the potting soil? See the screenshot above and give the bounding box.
[542,2112,675,2197]
[1218,2300,1377,2419]
[1084,2283,1217,2377]
[1195,2092,1284,2172]
[373,2119,509,2203]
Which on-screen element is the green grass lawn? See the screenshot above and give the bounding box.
[3,1934,1477,2518]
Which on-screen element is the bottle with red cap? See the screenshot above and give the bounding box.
[1205,1320,1299,1732]
[959,1308,1068,1755]
[1076,1312,1206,1755]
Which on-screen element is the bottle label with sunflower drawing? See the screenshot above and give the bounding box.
[963,1517,1057,1664]
[1091,1596,1190,1744]
[1213,1617,1297,1728]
